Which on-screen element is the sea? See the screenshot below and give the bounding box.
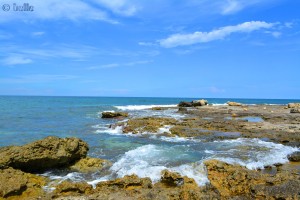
[0,96,299,188]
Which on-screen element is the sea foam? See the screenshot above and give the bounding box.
[115,104,177,111]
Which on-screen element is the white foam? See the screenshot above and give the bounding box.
[170,163,209,186]
[212,103,227,106]
[115,104,177,111]
[212,138,299,170]
[87,176,110,189]
[158,125,172,134]
[95,126,123,135]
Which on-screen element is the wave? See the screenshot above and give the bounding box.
[115,104,177,111]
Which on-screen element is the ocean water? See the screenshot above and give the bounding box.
[0,96,299,187]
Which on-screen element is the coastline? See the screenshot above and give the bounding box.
[0,101,300,199]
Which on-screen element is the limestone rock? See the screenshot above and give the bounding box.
[288,103,300,108]
[204,159,300,199]
[69,157,111,173]
[0,136,88,172]
[227,101,242,106]
[152,107,162,110]
[288,151,300,162]
[54,181,92,197]
[0,168,47,199]
[121,117,177,134]
[290,108,300,113]
[101,112,128,118]
[191,99,208,107]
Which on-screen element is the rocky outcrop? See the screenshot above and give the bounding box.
[178,101,193,107]
[290,108,300,113]
[227,101,242,106]
[101,112,128,118]
[288,103,300,108]
[288,151,300,162]
[69,157,111,173]
[204,159,300,199]
[178,100,208,107]
[53,181,92,197]
[0,136,88,172]
[192,99,208,107]
[0,168,47,199]
[120,117,177,134]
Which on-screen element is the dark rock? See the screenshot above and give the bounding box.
[101,112,128,118]
[290,108,300,113]
[0,136,88,172]
[288,151,300,162]
[178,107,188,112]
[178,101,193,107]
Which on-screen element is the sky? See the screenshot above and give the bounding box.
[0,0,300,98]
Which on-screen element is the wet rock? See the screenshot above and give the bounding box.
[69,157,111,173]
[0,168,47,199]
[102,112,129,118]
[204,159,300,199]
[178,107,188,112]
[288,103,300,108]
[0,136,88,172]
[151,107,162,110]
[288,151,300,162]
[227,101,242,106]
[96,174,153,190]
[160,170,185,187]
[290,108,300,113]
[122,117,177,134]
[178,101,193,107]
[192,99,208,107]
[53,181,92,197]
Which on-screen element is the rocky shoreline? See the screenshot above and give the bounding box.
[0,102,300,199]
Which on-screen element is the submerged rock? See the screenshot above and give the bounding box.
[101,112,129,118]
[0,136,88,172]
[227,101,242,106]
[69,157,111,173]
[0,168,47,199]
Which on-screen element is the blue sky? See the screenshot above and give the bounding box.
[0,0,299,98]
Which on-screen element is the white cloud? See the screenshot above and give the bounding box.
[93,0,139,16]
[160,21,275,48]
[138,42,157,47]
[2,55,32,65]
[0,0,117,23]
[0,74,77,84]
[88,60,152,70]
[32,32,45,36]
[221,0,265,15]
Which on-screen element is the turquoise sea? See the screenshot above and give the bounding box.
[0,96,299,186]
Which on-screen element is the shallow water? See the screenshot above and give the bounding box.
[0,96,299,187]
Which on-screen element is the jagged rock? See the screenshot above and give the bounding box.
[204,159,300,199]
[192,99,208,107]
[53,181,92,197]
[96,174,153,190]
[69,157,111,173]
[288,151,300,162]
[0,168,47,199]
[0,136,88,172]
[290,108,300,113]
[101,112,128,118]
[288,103,300,108]
[178,101,193,107]
[160,170,185,187]
[227,101,242,106]
[121,117,177,134]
